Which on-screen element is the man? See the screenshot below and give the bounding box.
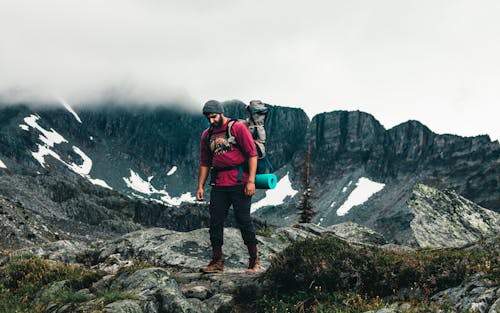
[196,100,262,273]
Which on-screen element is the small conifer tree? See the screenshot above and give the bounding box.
[297,144,317,223]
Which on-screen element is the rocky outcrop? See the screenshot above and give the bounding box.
[5,224,499,312]
[0,196,61,249]
[409,184,499,248]
[327,222,387,245]
[275,222,387,245]
[39,268,202,313]
[432,273,499,313]
[97,227,286,271]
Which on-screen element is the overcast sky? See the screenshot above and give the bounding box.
[1,0,499,140]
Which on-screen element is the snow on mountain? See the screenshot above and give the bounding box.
[336,177,385,216]
[23,114,111,189]
[19,124,29,131]
[124,170,156,195]
[59,97,82,123]
[0,159,7,169]
[87,177,112,189]
[32,144,65,168]
[68,146,92,176]
[123,169,195,206]
[167,166,177,176]
[251,172,298,213]
[160,192,195,206]
[24,115,68,147]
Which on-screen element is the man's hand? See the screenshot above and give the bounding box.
[196,187,205,201]
[245,181,255,196]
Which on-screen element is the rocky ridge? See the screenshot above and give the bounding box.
[409,184,499,248]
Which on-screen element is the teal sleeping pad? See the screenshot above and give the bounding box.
[255,173,278,189]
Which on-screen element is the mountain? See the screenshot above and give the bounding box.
[0,100,498,245]
[253,110,499,244]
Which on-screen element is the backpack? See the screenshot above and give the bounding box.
[207,100,274,177]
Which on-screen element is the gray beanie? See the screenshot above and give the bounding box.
[202,100,224,115]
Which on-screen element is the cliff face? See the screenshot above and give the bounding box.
[301,111,498,209]
[253,110,499,244]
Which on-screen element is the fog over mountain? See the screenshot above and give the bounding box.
[2,1,500,140]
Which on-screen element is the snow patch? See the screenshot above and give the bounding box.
[251,172,298,213]
[24,115,68,147]
[330,201,336,208]
[69,146,92,175]
[32,144,64,168]
[167,166,177,176]
[59,97,82,123]
[25,114,109,187]
[87,178,112,189]
[124,170,157,195]
[89,136,94,141]
[0,159,7,169]
[161,192,195,206]
[342,180,353,192]
[19,124,29,131]
[336,177,385,216]
[123,169,195,205]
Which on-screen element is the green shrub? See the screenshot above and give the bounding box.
[0,255,105,313]
[100,290,138,304]
[40,286,90,303]
[248,236,499,312]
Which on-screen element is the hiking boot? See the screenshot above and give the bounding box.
[200,259,224,273]
[246,257,263,273]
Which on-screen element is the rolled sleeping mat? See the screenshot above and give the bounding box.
[255,173,278,189]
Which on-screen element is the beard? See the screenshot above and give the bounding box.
[211,116,223,127]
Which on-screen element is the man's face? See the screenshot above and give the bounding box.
[206,113,223,127]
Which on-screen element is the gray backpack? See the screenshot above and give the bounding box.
[227,100,273,174]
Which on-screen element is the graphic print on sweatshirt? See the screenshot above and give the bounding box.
[210,133,233,156]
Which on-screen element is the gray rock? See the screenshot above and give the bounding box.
[110,268,198,313]
[15,239,90,263]
[409,184,500,248]
[276,222,387,245]
[203,293,234,312]
[104,300,143,313]
[181,283,211,300]
[489,297,500,313]
[99,227,286,271]
[432,273,499,313]
[327,222,387,245]
[275,225,320,242]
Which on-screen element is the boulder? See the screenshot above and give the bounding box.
[432,273,499,313]
[98,227,286,271]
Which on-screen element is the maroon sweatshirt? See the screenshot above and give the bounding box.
[200,119,257,186]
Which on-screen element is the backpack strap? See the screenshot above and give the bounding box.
[226,120,239,148]
[206,125,215,164]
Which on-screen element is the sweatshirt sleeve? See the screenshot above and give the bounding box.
[233,122,258,158]
[200,129,211,167]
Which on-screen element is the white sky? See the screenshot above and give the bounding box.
[1,0,499,140]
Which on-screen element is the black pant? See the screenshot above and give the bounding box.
[209,184,258,247]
